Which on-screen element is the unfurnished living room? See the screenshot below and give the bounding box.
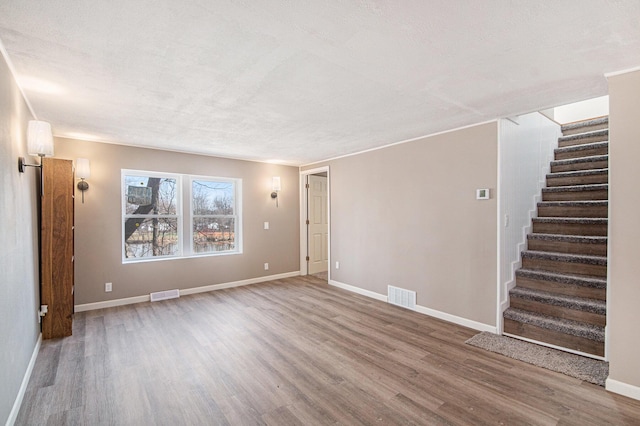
[2,1,640,425]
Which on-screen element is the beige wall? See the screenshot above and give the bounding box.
[303,122,498,326]
[54,138,300,305]
[0,54,40,423]
[607,69,640,391]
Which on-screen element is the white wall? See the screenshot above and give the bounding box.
[0,50,41,424]
[498,113,561,326]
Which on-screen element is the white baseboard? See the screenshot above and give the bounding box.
[606,378,640,401]
[75,271,301,312]
[328,279,387,302]
[7,334,41,426]
[329,279,496,333]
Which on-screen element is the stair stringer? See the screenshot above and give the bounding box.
[498,113,561,332]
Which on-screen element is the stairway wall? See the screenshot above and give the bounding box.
[498,113,561,318]
[607,69,640,397]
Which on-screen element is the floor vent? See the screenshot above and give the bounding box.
[387,285,416,310]
[150,289,180,302]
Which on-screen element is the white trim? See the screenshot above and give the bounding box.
[496,120,503,334]
[329,279,496,333]
[0,38,38,120]
[299,167,330,279]
[503,332,605,361]
[328,279,387,302]
[301,119,498,167]
[604,66,640,78]
[7,334,41,426]
[413,305,497,333]
[75,271,300,312]
[606,378,640,401]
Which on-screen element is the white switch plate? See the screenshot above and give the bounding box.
[105,282,112,292]
[264,263,269,270]
[335,261,340,269]
[264,221,269,230]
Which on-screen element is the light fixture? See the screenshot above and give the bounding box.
[18,120,54,173]
[271,176,281,207]
[75,158,91,203]
[18,121,54,197]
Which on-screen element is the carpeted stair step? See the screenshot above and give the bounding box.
[542,184,608,201]
[561,116,608,136]
[527,233,607,256]
[546,169,608,187]
[509,287,606,326]
[503,308,604,356]
[554,142,608,161]
[550,155,608,173]
[532,217,607,236]
[537,200,608,218]
[558,129,608,148]
[516,268,606,300]
[521,250,607,277]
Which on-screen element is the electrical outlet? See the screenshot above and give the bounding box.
[105,282,112,292]
[264,263,269,270]
[335,261,340,269]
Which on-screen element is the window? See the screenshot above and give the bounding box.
[191,178,238,254]
[122,170,241,263]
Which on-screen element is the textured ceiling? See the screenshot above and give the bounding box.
[1,1,639,165]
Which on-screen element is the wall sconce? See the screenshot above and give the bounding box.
[18,120,54,173]
[18,120,54,197]
[271,176,281,207]
[75,158,91,203]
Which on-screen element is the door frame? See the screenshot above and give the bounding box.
[299,166,330,278]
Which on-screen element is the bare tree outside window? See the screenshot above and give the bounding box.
[124,176,179,259]
[192,180,237,253]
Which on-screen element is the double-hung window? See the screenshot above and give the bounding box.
[122,170,241,263]
[190,177,239,254]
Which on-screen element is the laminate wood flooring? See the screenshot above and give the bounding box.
[16,276,640,425]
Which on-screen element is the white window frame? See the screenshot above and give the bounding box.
[122,169,242,263]
[187,175,242,257]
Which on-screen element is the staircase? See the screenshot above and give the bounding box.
[503,116,608,358]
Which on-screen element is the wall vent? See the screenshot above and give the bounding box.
[150,289,180,302]
[387,285,416,310]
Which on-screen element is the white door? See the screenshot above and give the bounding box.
[308,175,328,274]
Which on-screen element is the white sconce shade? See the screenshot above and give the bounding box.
[27,120,54,157]
[272,176,281,192]
[75,158,91,179]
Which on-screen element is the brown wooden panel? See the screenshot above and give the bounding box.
[532,221,608,236]
[504,318,604,357]
[551,159,608,173]
[509,298,606,327]
[537,205,608,218]
[516,276,606,301]
[554,146,608,160]
[522,257,607,277]
[542,189,608,201]
[527,238,607,256]
[41,158,74,339]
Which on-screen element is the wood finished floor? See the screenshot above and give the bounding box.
[16,276,640,425]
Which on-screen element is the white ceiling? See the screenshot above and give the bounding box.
[1,1,639,165]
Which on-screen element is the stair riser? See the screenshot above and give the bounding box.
[522,257,607,277]
[558,134,608,148]
[527,239,607,256]
[537,205,608,218]
[551,159,608,173]
[546,174,608,187]
[561,122,608,136]
[504,319,604,357]
[542,190,608,201]
[555,146,608,160]
[516,276,606,300]
[532,222,607,236]
[509,297,606,327]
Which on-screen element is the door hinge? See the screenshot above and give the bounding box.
[305,256,310,261]
[305,219,310,225]
[305,183,310,189]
